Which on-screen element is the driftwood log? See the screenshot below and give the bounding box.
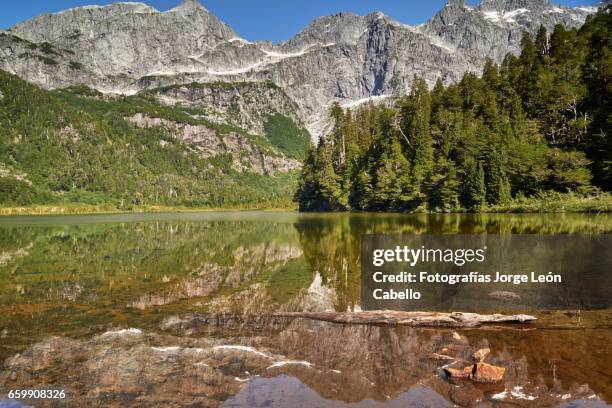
[273,311,536,328]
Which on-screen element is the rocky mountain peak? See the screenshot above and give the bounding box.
[478,0,553,12]
[171,0,208,13]
[447,0,467,8]
[364,11,396,26]
[287,12,367,47]
[431,0,468,27]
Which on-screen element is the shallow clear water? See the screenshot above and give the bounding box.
[0,212,610,406]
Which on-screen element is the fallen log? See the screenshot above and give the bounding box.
[273,311,536,328]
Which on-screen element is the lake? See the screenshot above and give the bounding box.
[0,212,610,407]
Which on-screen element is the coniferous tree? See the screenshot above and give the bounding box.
[487,150,512,205]
[581,5,612,189]
[535,25,550,58]
[429,159,460,212]
[462,157,486,211]
[294,145,321,211]
[399,77,433,202]
[316,139,348,211]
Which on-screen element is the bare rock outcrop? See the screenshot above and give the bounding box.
[126,113,301,174]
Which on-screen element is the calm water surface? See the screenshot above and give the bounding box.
[0,212,610,407]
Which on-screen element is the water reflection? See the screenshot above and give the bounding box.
[0,213,611,356]
[0,212,610,405]
[0,316,609,406]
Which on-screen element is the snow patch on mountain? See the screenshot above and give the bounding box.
[207,62,266,76]
[341,94,392,109]
[228,37,254,46]
[262,47,313,58]
[483,8,529,24]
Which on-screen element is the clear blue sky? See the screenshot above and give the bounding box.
[1,0,601,43]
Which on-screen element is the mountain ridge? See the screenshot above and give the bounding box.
[0,0,600,137]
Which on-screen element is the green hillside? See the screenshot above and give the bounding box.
[0,72,304,209]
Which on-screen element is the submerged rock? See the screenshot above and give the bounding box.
[470,362,505,383]
[471,348,491,363]
[451,331,466,341]
[444,361,505,384]
[444,366,473,379]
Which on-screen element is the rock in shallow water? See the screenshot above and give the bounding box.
[470,362,506,384]
[444,362,505,383]
[444,366,473,379]
[471,348,491,363]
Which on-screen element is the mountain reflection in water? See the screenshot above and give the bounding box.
[0,212,610,406]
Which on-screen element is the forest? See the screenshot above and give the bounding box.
[0,74,307,210]
[295,6,611,213]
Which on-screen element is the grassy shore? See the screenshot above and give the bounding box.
[488,192,612,213]
[0,203,298,216]
[1,192,610,216]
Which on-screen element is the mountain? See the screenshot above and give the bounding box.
[0,0,603,209]
[0,0,598,137]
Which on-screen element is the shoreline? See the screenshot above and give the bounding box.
[0,204,299,217]
[2,192,610,217]
[1,206,610,217]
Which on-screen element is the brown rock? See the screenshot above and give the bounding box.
[444,365,473,379]
[470,363,505,383]
[471,348,490,363]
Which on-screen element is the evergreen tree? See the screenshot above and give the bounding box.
[581,5,612,189]
[486,150,512,205]
[462,157,486,211]
[535,25,550,58]
[294,146,321,211]
[399,77,434,188]
[318,138,348,211]
[429,159,460,212]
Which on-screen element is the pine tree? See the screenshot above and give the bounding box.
[294,145,320,211]
[429,159,460,212]
[486,150,512,205]
[535,25,550,58]
[352,169,373,210]
[399,77,434,188]
[316,139,348,211]
[581,5,612,189]
[462,157,486,211]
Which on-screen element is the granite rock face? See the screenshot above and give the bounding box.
[125,113,301,175]
[1,0,598,137]
[8,0,236,79]
[145,81,303,136]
